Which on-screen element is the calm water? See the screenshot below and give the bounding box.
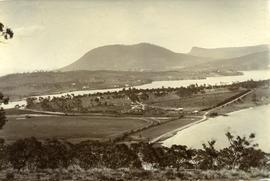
[136,70,270,89]
[163,104,270,152]
[2,69,270,109]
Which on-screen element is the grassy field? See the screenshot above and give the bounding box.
[0,115,148,142]
[27,86,243,116]
[215,87,270,114]
[129,116,201,141]
[145,89,242,111]
[5,108,46,115]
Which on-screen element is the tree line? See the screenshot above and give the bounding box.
[26,79,270,113]
[0,132,268,172]
[0,92,9,129]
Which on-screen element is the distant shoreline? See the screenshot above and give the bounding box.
[2,69,244,102]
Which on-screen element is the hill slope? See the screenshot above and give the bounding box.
[60,43,210,72]
[189,44,268,59]
[191,51,270,71]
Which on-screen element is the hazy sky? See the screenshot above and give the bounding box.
[0,0,270,76]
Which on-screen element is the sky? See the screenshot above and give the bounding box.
[0,0,270,76]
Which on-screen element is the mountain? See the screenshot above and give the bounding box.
[192,51,270,71]
[60,43,269,72]
[60,43,210,72]
[189,44,268,59]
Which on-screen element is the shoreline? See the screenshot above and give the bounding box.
[150,91,270,145]
[3,70,248,106]
[150,112,209,144]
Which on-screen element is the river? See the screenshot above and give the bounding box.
[2,69,270,109]
[163,104,270,152]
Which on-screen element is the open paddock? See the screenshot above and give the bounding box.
[146,90,243,111]
[0,115,148,143]
[129,116,201,141]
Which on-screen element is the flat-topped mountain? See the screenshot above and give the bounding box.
[60,43,210,72]
[189,44,268,59]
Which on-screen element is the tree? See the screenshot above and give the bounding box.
[218,132,266,170]
[0,23,13,129]
[0,93,8,129]
[198,140,219,170]
[0,138,7,169]
[165,145,194,170]
[252,93,257,103]
[0,22,14,40]
[7,137,43,170]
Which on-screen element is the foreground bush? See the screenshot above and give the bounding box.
[0,132,268,172]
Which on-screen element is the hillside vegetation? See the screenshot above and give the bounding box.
[0,70,237,100]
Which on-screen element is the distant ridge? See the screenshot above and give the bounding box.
[60,43,269,72]
[189,44,268,59]
[192,51,270,71]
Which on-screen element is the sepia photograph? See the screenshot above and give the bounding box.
[0,0,270,180]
